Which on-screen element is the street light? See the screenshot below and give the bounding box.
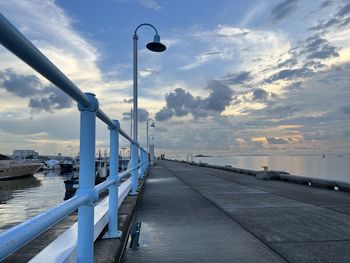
[132,23,166,144]
[146,118,155,152]
[130,23,166,195]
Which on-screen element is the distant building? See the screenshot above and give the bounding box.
[13,150,39,159]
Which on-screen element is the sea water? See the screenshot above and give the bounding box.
[193,154,350,183]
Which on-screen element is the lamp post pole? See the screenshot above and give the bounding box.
[131,23,166,195]
[146,118,155,153]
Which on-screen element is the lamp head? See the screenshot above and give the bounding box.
[151,123,155,128]
[146,34,166,52]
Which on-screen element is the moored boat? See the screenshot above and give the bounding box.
[0,160,42,180]
[60,158,74,173]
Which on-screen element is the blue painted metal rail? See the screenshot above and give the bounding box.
[0,12,150,263]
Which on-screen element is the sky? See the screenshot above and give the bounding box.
[0,0,349,157]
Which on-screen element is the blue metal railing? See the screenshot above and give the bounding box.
[0,12,150,263]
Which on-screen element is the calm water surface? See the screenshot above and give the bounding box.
[194,155,350,183]
[0,171,69,230]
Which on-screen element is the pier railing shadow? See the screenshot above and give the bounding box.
[0,13,149,263]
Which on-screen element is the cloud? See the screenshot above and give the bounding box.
[269,0,300,22]
[222,71,252,84]
[302,36,339,60]
[267,68,311,82]
[307,45,339,59]
[137,0,162,11]
[337,2,350,17]
[252,88,269,101]
[277,58,297,68]
[0,69,42,97]
[180,50,223,70]
[0,70,72,112]
[123,98,133,104]
[205,80,234,111]
[320,0,333,9]
[309,2,350,31]
[155,107,174,121]
[139,68,159,78]
[155,80,234,121]
[340,105,350,114]
[266,137,289,144]
[122,108,149,122]
[29,88,72,112]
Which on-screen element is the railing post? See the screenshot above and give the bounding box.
[140,149,144,178]
[143,150,147,177]
[103,120,122,239]
[130,142,138,195]
[146,151,149,171]
[77,93,99,263]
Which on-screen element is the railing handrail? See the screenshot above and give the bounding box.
[0,12,151,262]
[0,12,141,147]
[0,193,89,259]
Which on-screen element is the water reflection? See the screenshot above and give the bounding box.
[0,176,41,203]
[0,171,67,230]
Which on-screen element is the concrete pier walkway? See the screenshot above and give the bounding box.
[124,160,350,263]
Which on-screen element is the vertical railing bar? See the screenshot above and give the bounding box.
[103,120,122,239]
[77,93,99,263]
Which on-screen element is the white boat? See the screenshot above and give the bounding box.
[0,160,42,180]
[42,159,61,170]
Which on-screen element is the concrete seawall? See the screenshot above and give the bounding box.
[169,159,350,193]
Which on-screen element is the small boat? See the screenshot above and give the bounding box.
[60,158,74,173]
[42,159,61,170]
[322,154,326,158]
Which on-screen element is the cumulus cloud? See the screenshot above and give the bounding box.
[269,0,300,22]
[155,107,174,121]
[0,70,42,97]
[29,88,72,112]
[122,108,149,122]
[155,80,234,121]
[0,69,72,112]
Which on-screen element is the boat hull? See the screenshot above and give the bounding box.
[0,163,42,181]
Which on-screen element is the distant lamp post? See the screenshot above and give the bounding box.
[146,118,155,152]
